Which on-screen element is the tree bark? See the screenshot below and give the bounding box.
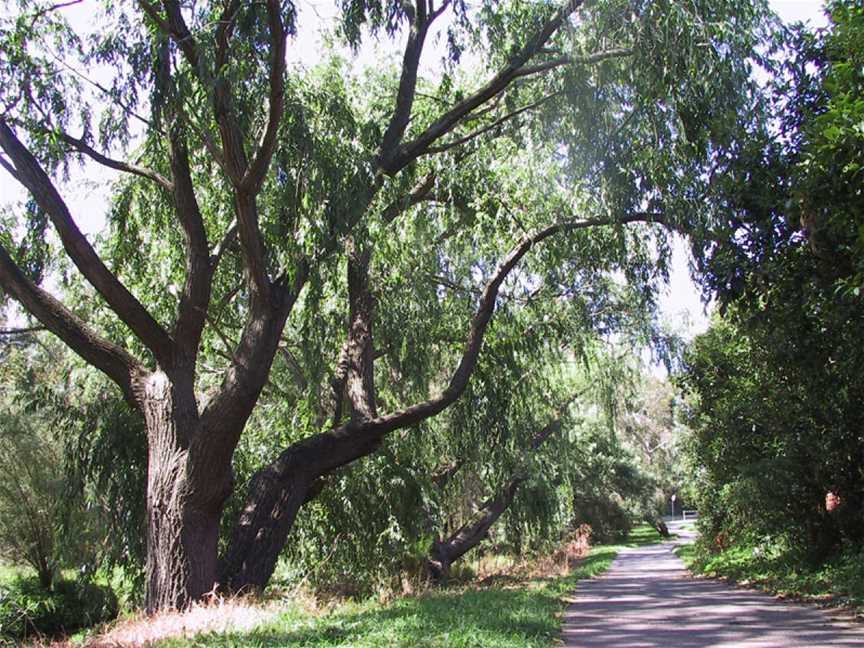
[140,368,234,612]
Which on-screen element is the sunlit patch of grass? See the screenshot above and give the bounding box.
[155,550,616,648]
[0,561,22,585]
[622,525,667,548]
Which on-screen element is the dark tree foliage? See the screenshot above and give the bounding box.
[680,0,864,560]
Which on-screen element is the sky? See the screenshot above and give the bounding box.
[0,0,832,338]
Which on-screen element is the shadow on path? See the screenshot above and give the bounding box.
[563,521,864,647]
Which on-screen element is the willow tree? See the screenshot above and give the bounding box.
[0,0,774,610]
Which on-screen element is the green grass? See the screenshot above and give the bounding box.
[622,525,667,548]
[675,539,864,615]
[156,527,666,648]
[0,562,21,585]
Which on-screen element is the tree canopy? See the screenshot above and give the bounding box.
[0,0,777,611]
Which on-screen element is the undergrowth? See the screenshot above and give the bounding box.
[677,539,864,615]
[150,526,668,647]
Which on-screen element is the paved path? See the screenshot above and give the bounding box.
[562,521,864,647]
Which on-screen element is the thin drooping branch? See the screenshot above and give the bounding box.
[381,0,584,174]
[25,0,83,27]
[57,132,173,192]
[0,154,21,182]
[0,243,143,402]
[277,345,309,391]
[426,92,562,155]
[0,325,45,335]
[512,47,634,79]
[240,0,287,195]
[141,0,200,69]
[211,220,238,268]
[0,120,175,363]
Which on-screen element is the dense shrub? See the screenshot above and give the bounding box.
[572,493,631,544]
[0,577,118,641]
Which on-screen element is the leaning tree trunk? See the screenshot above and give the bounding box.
[426,391,582,580]
[141,369,234,612]
[427,480,520,580]
[219,424,383,592]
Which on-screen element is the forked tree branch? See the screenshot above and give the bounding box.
[380,0,584,175]
[378,0,443,167]
[380,170,437,223]
[168,124,214,356]
[140,1,273,300]
[197,257,309,457]
[0,120,175,363]
[240,0,287,195]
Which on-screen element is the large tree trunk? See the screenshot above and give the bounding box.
[141,369,234,613]
[219,424,383,592]
[218,461,311,592]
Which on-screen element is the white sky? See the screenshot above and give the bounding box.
[0,0,831,337]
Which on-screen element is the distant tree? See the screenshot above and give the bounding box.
[679,1,864,559]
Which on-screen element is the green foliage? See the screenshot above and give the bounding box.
[0,0,783,614]
[0,577,117,641]
[0,336,146,593]
[0,410,65,589]
[680,538,864,613]
[795,1,864,288]
[679,1,864,566]
[569,427,651,543]
[678,308,864,559]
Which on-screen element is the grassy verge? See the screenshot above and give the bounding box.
[675,539,864,615]
[151,526,665,648]
[0,562,20,586]
[622,525,666,548]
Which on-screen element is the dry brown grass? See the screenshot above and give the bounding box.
[22,596,279,648]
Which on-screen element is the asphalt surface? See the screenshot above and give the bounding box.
[562,520,864,647]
